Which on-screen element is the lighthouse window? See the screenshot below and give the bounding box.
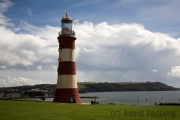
[62,23,72,29]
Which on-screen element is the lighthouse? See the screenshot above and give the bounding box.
[53,12,81,103]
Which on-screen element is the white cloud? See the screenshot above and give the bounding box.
[0,0,14,26]
[0,0,180,87]
[37,65,42,70]
[75,22,180,71]
[0,9,58,69]
[168,66,180,78]
[0,65,7,69]
[51,65,57,70]
[26,7,32,16]
[113,35,118,38]
[1,20,180,87]
[74,21,180,87]
[0,77,48,87]
[20,49,39,62]
[152,70,158,72]
[0,29,45,67]
[43,58,55,63]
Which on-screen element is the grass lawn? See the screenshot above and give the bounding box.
[0,100,179,120]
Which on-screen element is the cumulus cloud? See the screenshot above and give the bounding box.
[74,21,180,86]
[37,65,42,70]
[0,65,7,69]
[0,77,48,87]
[0,0,180,87]
[42,58,55,63]
[75,22,180,72]
[168,66,180,78]
[0,6,58,69]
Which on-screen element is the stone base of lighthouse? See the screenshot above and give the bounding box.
[53,75,81,103]
[53,88,81,103]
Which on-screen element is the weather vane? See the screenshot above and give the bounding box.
[64,10,68,17]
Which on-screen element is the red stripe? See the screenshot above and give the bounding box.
[58,36,76,49]
[58,62,76,75]
[53,88,81,103]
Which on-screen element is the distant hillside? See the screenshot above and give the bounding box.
[0,82,179,95]
[78,82,179,93]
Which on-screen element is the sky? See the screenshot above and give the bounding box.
[0,0,180,87]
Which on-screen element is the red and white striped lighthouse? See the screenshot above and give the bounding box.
[53,12,81,103]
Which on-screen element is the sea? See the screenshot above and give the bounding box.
[33,91,180,105]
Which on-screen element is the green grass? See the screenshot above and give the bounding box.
[0,100,179,120]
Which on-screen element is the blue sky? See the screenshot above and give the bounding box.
[0,0,180,87]
[4,0,180,37]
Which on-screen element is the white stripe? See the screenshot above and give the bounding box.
[56,75,77,88]
[59,49,75,62]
